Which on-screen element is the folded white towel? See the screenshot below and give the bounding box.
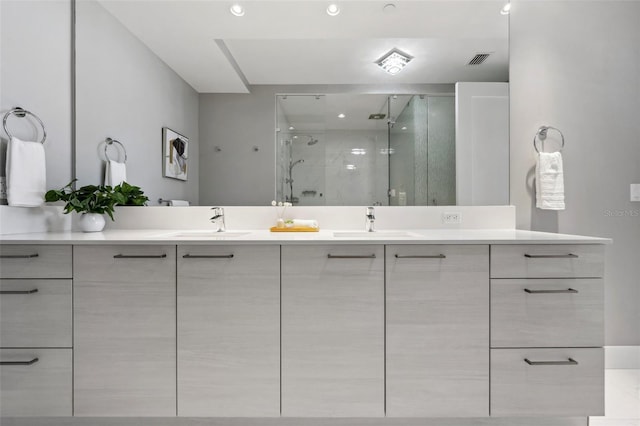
[6,136,46,207]
[536,152,565,210]
[292,219,319,229]
[105,160,127,187]
[168,199,189,206]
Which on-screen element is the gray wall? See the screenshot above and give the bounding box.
[0,0,72,192]
[75,0,199,205]
[510,0,640,345]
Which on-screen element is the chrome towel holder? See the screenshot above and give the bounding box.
[2,107,47,144]
[533,125,565,154]
[105,137,127,163]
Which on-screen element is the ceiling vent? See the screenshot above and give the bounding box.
[468,53,491,65]
[369,113,386,120]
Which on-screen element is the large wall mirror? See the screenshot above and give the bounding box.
[74,0,509,206]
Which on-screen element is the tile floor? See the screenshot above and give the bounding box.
[590,369,640,426]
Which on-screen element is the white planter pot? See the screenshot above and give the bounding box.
[78,213,106,232]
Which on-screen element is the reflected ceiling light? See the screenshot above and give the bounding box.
[326,3,340,16]
[376,48,413,75]
[337,113,346,118]
[351,148,367,155]
[500,2,511,15]
[380,148,396,155]
[288,126,295,130]
[346,164,357,170]
[293,136,298,139]
[401,126,407,130]
[230,3,245,16]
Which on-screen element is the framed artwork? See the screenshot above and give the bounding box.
[162,127,189,181]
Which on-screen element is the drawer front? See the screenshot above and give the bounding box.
[386,245,489,417]
[0,280,72,348]
[491,348,604,416]
[491,279,603,347]
[0,349,72,416]
[0,245,72,279]
[491,244,604,278]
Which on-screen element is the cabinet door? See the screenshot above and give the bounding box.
[281,245,384,417]
[74,245,176,417]
[177,245,280,417]
[386,245,489,417]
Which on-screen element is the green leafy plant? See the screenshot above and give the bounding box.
[46,180,150,220]
[112,182,149,206]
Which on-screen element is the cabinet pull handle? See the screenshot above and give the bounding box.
[524,253,579,259]
[182,254,234,259]
[394,254,446,259]
[0,289,38,295]
[524,358,578,366]
[0,254,39,259]
[113,254,167,259]
[0,357,39,366]
[327,254,376,259]
[524,288,578,294]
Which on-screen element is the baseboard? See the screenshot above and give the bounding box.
[605,346,640,369]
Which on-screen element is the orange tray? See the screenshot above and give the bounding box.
[270,226,319,232]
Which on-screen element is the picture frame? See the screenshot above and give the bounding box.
[162,127,189,181]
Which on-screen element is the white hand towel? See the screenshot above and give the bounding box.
[104,160,127,187]
[292,219,319,229]
[6,136,46,207]
[536,152,565,210]
[168,200,189,206]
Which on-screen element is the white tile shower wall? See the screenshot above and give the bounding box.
[103,205,516,231]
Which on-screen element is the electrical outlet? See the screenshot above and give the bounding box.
[0,176,7,200]
[631,184,640,202]
[442,212,462,224]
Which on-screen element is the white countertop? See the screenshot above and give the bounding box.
[0,229,612,245]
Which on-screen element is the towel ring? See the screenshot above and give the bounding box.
[105,137,128,163]
[2,107,47,144]
[533,126,564,154]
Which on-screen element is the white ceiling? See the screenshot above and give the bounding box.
[97,0,509,93]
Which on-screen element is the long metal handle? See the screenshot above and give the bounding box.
[524,288,578,294]
[0,254,39,259]
[327,254,376,259]
[525,358,578,366]
[524,253,579,259]
[0,357,39,366]
[113,254,167,259]
[395,254,446,259]
[182,254,234,259]
[0,289,38,295]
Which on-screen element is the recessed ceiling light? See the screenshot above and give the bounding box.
[293,136,298,139]
[346,164,357,170]
[376,48,413,75]
[351,148,367,155]
[401,126,407,130]
[338,113,346,119]
[230,3,245,17]
[500,2,511,15]
[326,3,340,16]
[288,126,295,130]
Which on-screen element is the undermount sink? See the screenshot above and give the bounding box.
[333,231,420,238]
[159,231,251,238]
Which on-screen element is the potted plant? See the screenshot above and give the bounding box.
[45,180,147,232]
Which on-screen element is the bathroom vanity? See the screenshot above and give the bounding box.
[0,227,608,424]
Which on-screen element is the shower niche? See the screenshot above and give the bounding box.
[275,93,456,206]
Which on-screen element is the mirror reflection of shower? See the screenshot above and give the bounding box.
[283,135,319,204]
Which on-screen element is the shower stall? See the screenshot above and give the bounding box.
[276,93,455,206]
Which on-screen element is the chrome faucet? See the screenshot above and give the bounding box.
[365,206,375,232]
[210,207,226,232]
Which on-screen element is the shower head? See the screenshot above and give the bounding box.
[307,136,319,146]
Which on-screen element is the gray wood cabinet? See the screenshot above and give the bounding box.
[386,245,489,417]
[73,245,176,417]
[281,245,384,417]
[177,245,280,417]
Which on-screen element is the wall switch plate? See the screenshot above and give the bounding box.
[442,212,462,224]
[631,184,640,202]
[0,176,7,200]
